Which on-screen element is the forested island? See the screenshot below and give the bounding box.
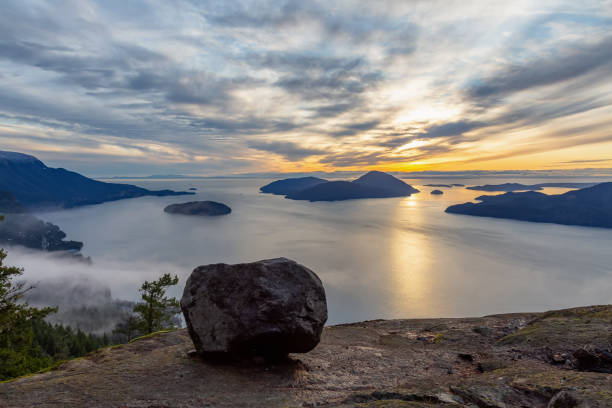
[261,171,419,202]
[447,182,612,228]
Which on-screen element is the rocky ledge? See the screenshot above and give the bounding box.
[1,305,610,407]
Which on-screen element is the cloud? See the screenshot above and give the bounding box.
[247,140,326,160]
[419,121,484,138]
[0,0,611,174]
[467,35,612,100]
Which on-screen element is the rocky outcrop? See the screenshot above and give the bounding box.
[2,305,610,407]
[181,258,327,358]
[0,150,192,210]
[446,182,612,228]
[164,201,231,216]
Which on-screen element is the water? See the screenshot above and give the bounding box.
[8,177,612,325]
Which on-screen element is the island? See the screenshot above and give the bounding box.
[260,176,328,195]
[430,189,444,195]
[451,183,465,187]
[164,201,231,216]
[0,150,193,210]
[264,171,419,202]
[446,182,612,228]
[466,182,598,192]
[424,184,452,188]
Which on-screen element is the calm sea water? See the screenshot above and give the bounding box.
[10,177,612,324]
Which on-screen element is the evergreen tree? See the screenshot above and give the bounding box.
[0,246,115,380]
[133,274,180,334]
[0,248,56,380]
[112,313,141,342]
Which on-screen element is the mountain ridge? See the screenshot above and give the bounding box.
[0,150,193,210]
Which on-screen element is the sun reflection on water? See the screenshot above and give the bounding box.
[387,196,435,318]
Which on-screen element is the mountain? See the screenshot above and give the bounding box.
[446,182,612,228]
[0,151,192,210]
[353,171,419,194]
[260,177,328,195]
[0,191,27,213]
[284,171,419,202]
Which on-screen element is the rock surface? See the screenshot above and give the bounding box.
[181,258,327,357]
[446,182,612,228]
[2,305,610,407]
[164,201,231,216]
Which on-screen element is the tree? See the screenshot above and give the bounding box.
[133,274,180,334]
[0,248,56,380]
[112,313,141,342]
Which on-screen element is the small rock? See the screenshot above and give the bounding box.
[458,353,474,362]
[181,258,328,359]
[548,390,580,408]
[472,326,493,336]
[573,347,612,373]
[477,360,507,373]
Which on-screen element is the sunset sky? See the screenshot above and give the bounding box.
[1,0,612,176]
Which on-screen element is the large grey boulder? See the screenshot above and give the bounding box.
[181,258,327,358]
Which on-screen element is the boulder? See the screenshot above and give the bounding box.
[181,258,327,359]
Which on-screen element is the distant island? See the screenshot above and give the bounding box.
[424,184,452,188]
[430,189,444,195]
[466,182,598,192]
[446,182,612,228]
[0,151,193,210]
[164,201,231,216]
[262,171,419,202]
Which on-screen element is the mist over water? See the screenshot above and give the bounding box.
[7,177,612,325]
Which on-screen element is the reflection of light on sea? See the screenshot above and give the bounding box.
[388,196,433,318]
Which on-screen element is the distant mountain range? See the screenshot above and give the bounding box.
[446,182,612,228]
[466,182,598,192]
[0,151,192,211]
[261,171,419,201]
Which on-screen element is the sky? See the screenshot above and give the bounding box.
[1,0,612,176]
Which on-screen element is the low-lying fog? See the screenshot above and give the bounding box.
[7,177,612,331]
